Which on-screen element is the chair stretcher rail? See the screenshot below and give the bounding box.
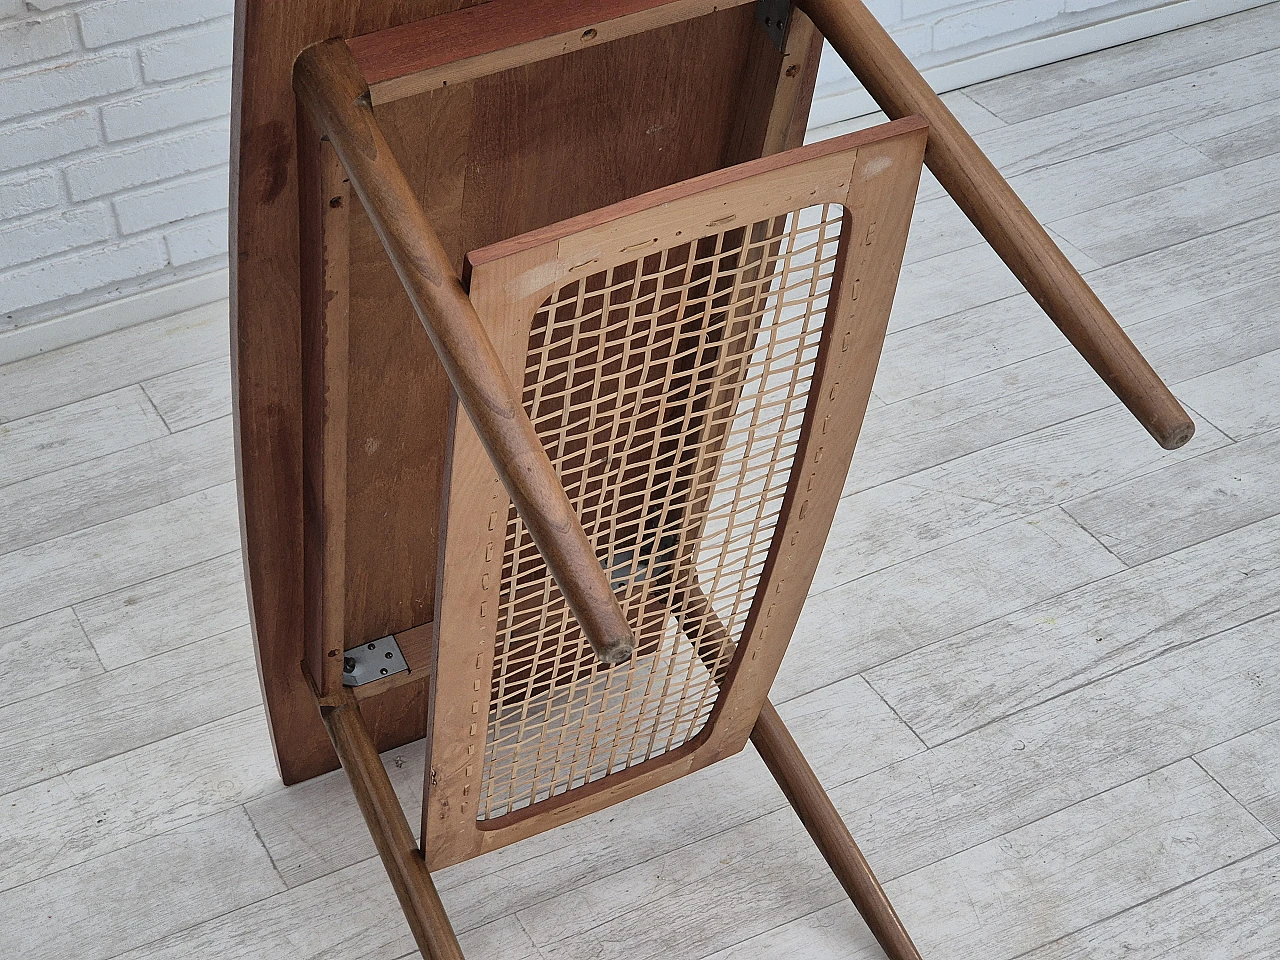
[293,38,634,667]
[798,0,1195,451]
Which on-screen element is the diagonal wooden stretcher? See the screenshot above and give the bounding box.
[231,2,1195,957]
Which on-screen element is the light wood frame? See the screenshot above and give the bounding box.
[424,118,927,868]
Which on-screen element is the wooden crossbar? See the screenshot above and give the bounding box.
[347,0,758,104]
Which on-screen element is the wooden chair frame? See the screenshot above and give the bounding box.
[294,26,929,951]
[234,2,1194,958]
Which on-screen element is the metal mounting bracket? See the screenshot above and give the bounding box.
[342,635,409,687]
[755,0,792,51]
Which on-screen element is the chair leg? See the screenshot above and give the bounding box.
[317,685,466,960]
[752,699,923,960]
[669,581,918,955]
[796,0,1193,452]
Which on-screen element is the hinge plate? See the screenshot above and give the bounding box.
[343,635,409,687]
[755,0,792,51]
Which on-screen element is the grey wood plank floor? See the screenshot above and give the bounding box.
[3,7,1279,957]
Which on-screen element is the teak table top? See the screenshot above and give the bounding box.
[232,0,822,784]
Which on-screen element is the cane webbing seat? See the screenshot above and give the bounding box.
[426,122,927,866]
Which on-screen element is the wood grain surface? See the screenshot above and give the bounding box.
[232,0,820,784]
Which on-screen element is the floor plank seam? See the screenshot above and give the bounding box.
[795,529,1132,693]
[0,703,274,806]
[924,605,1280,752]
[930,402,1231,513]
[1003,843,1280,960]
[871,265,1280,417]
[806,505,1081,600]
[1057,501,1138,568]
[96,868,288,960]
[972,66,1280,180]
[0,410,237,502]
[1177,396,1242,443]
[0,479,239,599]
[881,753,1209,883]
[246,807,291,888]
[0,607,106,705]
[1081,206,1280,275]
[137,379,177,434]
[1189,756,1280,843]
[65,545,246,630]
[859,672,930,748]
[891,202,1280,339]
[0,345,231,428]
[68,607,109,677]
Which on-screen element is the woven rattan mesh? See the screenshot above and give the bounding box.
[477,202,845,820]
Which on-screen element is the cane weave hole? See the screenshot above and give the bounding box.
[478,202,845,820]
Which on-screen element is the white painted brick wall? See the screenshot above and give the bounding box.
[0,0,1256,337]
[0,0,232,330]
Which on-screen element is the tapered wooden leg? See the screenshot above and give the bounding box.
[752,700,923,960]
[797,0,1194,452]
[316,685,465,960]
[670,581,918,954]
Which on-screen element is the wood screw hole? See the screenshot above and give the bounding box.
[582,28,597,40]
